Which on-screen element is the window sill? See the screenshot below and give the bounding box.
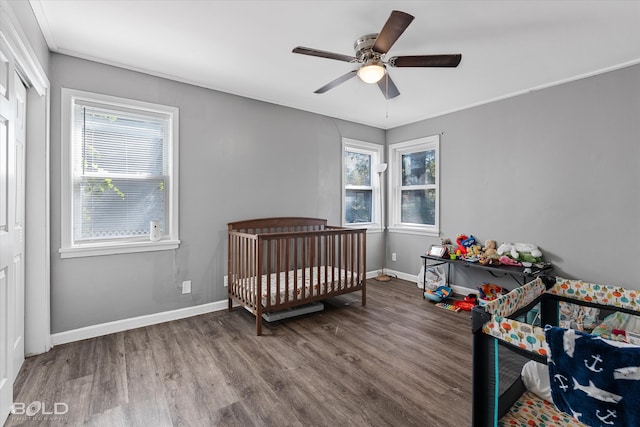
[388,226,439,237]
[59,239,181,259]
[342,223,384,232]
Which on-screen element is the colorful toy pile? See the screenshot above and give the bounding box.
[440,234,545,267]
[477,283,505,305]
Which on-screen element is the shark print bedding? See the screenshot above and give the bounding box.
[546,326,640,426]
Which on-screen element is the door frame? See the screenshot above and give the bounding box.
[0,0,51,356]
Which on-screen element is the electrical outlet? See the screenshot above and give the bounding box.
[182,280,191,294]
[391,253,397,262]
[223,275,228,287]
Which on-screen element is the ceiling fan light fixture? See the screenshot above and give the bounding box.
[358,61,385,84]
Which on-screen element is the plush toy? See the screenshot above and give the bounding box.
[456,234,478,256]
[497,242,543,267]
[466,244,482,257]
[498,255,522,266]
[482,240,497,257]
[479,240,499,265]
[455,234,468,255]
[440,238,457,256]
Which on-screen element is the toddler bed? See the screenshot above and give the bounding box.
[228,217,366,335]
[471,276,640,427]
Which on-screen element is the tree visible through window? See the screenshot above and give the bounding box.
[342,139,383,229]
[401,150,436,225]
[61,88,179,257]
[75,105,169,241]
[345,151,372,223]
[388,135,439,235]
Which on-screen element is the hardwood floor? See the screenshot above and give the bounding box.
[6,278,473,427]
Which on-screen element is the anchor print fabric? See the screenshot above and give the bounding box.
[546,327,640,426]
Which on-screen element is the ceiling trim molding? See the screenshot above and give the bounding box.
[396,57,640,129]
[0,0,49,95]
[28,0,58,51]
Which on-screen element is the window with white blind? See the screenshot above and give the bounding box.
[60,88,180,258]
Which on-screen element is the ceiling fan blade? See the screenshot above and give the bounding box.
[292,46,356,63]
[389,54,462,68]
[314,70,357,94]
[372,10,415,54]
[377,74,400,99]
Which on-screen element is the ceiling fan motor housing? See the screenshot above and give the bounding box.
[354,33,381,62]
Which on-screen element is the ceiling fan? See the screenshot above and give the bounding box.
[292,10,461,99]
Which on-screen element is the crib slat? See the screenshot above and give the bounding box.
[293,237,299,303]
[302,237,307,301]
[256,237,262,335]
[284,238,289,305]
[350,232,355,287]
[330,234,335,293]
[275,239,281,307]
[315,234,321,298]
[266,240,272,309]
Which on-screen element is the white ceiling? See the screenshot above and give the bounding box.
[30,0,640,129]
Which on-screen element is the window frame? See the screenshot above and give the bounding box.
[60,88,180,258]
[388,135,440,236]
[341,138,384,231]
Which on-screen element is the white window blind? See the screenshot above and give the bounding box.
[72,101,171,242]
[61,88,179,257]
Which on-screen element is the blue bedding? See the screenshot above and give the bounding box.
[546,326,640,426]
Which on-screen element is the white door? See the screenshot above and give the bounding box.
[0,41,26,423]
[12,70,26,380]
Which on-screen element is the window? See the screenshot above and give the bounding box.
[388,135,439,236]
[342,138,384,230]
[60,88,179,257]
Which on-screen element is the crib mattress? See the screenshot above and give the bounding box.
[260,266,360,306]
[498,390,586,427]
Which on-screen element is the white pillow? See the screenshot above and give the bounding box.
[521,360,553,403]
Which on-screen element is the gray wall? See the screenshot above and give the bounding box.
[50,54,384,333]
[386,63,640,290]
[43,42,640,332]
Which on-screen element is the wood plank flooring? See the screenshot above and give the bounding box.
[5,278,473,426]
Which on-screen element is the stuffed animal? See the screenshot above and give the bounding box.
[440,238,457,256]
[466,244,482,257]
[479,240,499,265]
[456,234,478,256]
[455,234,468,255]
[482,240,497,257]
[497,242,543,267]
[498,255,522,266]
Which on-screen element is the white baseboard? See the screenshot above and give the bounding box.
[51,271,479,346]
[53,272,380,346]
[382,268,416,282]
[451,284,478,297]
[51,299,234,346]
[382,268,478,297]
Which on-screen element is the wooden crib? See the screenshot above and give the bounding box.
[228,217,367,335]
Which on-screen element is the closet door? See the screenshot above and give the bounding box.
[0,40,26,423]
